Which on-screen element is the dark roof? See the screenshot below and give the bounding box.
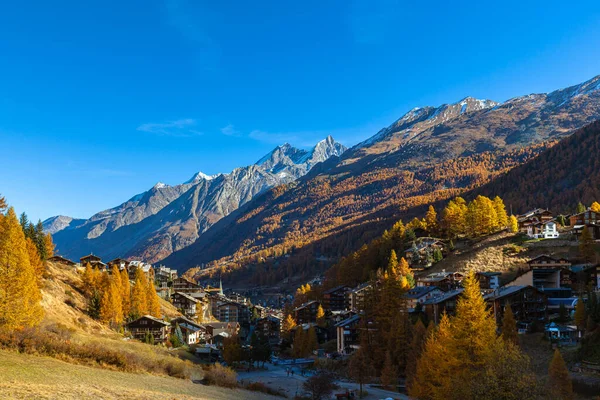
[423,289,464,305]
[171,292,199,303]
[335,314,361,328]
[477,271,501,277]
[294,300,320,311]
[324,285,349,295]
[128,315,169,327]
[406,286,442,299]
[48,255,75,264]
[81,254,101,260]
[483,285,544,301]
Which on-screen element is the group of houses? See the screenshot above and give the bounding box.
[328,254,600,355]
[517,207,600,240]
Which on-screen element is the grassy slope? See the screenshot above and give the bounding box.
[1,262,277,399]
[0,350,274,400]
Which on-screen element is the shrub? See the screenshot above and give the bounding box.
[203,363,239,388]
[246,381,287,397]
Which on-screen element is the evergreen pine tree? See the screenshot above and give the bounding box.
[0,207,44,330]
[34,220,47,261]
[88,289,101,319]
[548,349,573,400]
[19,212,29,233]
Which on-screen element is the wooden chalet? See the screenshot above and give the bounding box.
[256,315,282,345]
[48,255,76,267]
[517,209,553,233]
[335,314,361,355]
[484,285,547,326]
[172,277,204,295]
[423,289,464,324]
[107,258,129,271]
[527,255,571,269]
[406,286,444,311]
[570,209,599,226]
[572,223,600,240]
[323,285,350,312]
[171,316,208,345]
[475,271,501,290]
[416,271,464,291]
[294,300,321,324]
[80,254,107,270]
[127,261,154,280]
[126,315,170,344]
[171,292,199,319]
[346,283,372,312]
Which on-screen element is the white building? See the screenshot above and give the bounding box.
[527,221,559,239]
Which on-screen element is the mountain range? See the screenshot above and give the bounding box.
[161,75,600,278]
[47,75,600,281]
[45,136,346,263]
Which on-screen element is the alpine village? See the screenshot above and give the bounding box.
[5,64,600,400]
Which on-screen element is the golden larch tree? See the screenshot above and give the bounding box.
[119,268,131,317]
[492,196,508,229]
[425,205,439,234]
[100,279,123,327]
[509,215,519,233]
[501,304,519,346]
[548,349,573,400]
[25,237,45,282]
[591,201,600,213]
[0,207,44,330]
[146,275,161,318]
[130,268,148,318]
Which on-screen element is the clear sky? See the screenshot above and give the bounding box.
[1,0,599,222]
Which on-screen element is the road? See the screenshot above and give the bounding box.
[238,362,409,400]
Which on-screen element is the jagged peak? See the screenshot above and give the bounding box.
[184,171,216,184]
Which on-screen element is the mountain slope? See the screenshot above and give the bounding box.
[474,119,600,213]
[164,75,600,276]
[47,136,346,263]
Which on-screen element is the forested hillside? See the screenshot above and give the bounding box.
[473,120,600,214]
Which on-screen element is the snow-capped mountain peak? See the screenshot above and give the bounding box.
[184,171,217,184]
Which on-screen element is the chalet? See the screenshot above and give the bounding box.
[215,301,242,323]
[171,316,208,345]
[346,283,372,312]
[171,292,199,319]
[126,315,170,344]
[475,271,501,290]
[205,322,240,346]
[569,209,599,226]
[172,277,204,295]
[323,285,350,312]
[80,254,107,270]
[256,315,282,345]
[294,300,321,324]
[128,260,154,281]
[484,285,547,326]
[155,265,177,285]
[417,271,463,291]
[545,322,578,344]
[406,286,444,311]
[518,209,553,233]
[527,220,559,239]
[571,223,600,240]
[423,289,464,324]
[527,255,571,269]
[107,258,129,271]
[335,314,361,355]
[405,238,446,267]
[48,255,76,267]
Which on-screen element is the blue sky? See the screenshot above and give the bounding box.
[1,0,599,222]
